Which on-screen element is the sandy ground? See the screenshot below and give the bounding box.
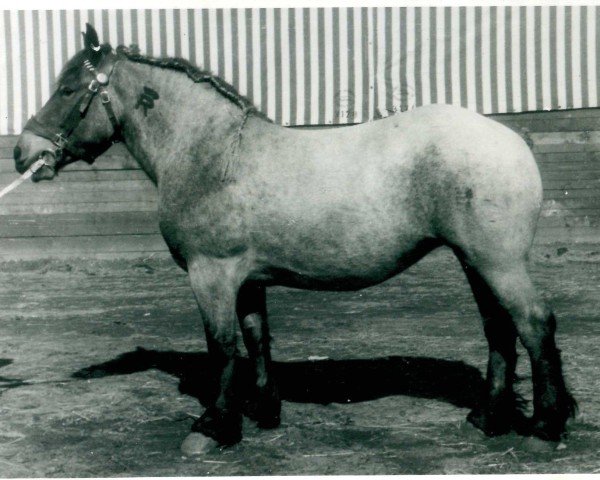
[0,244,599,476]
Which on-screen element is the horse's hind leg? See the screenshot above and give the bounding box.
[460,261,521,435]
[459,256,576,440]
[237,283,281,428]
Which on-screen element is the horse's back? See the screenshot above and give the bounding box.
[248,104,541,243]
[254,104,539,196]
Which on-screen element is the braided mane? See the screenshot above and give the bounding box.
[116,45,271,122]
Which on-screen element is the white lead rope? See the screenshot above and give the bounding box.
[0,158,47,199]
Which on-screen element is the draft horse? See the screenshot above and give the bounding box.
[14,24,575,452]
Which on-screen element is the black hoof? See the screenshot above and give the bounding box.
[467,408,512,437]
[528,392,577,441]
[529,418,563,442]
[468,390,529,437]
[192,407,242,446]
[256,409,281,430]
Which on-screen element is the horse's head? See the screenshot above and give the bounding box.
[14,24,121,181]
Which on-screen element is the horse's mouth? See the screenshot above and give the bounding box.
[31,151,57,182]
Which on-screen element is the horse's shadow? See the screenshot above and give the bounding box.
[72,347,485,410]
[0,359,30,396]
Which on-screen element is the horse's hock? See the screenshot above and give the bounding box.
[0,108,599,260]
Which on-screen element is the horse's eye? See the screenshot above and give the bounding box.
[60,85,75,97]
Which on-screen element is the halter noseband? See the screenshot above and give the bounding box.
[24,52,121,165]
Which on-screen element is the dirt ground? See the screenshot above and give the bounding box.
[0,244,599,476]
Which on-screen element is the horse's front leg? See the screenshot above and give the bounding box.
[183,256,244,453]
[237,283,280,428]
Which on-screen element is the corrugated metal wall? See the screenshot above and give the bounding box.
[2,6,600,134]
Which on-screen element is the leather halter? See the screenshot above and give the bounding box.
[24,52,120,164]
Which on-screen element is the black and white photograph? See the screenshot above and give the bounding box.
[0,1,599,475]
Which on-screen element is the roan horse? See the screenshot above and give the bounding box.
[14,24,575,453]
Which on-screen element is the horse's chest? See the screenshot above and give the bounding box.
[157,191,249,259]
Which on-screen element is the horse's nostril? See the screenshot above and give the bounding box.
[13,146,21,162]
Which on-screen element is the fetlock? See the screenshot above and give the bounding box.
[467,407,512,436]
[256,382,281,429]
[468,391,522,437]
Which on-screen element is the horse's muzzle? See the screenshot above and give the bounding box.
[13,130,58,176]
[31,151,58,182]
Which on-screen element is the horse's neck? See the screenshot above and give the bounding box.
[113,61,248,184]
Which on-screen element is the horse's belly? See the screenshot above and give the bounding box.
[256,269,393,291]
[250,237,440,291]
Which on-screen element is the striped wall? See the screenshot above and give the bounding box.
[1,7,600,135]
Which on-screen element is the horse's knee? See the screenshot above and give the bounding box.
[241,314,273,396]
[479,268,552,350]
[237,283,269,355]
[239,310,272,385]
[241,314,263,352]
[487,350,516,393]
[513,302,556,357]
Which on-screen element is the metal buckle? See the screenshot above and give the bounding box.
[99,90,110,104]
[88,79,99,93]
[53,133,68,149]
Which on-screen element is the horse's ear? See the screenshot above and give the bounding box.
[82,23,101,54]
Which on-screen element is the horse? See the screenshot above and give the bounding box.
[14,24,576,454]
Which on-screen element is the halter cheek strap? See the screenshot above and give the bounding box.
[24,53,120,164]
